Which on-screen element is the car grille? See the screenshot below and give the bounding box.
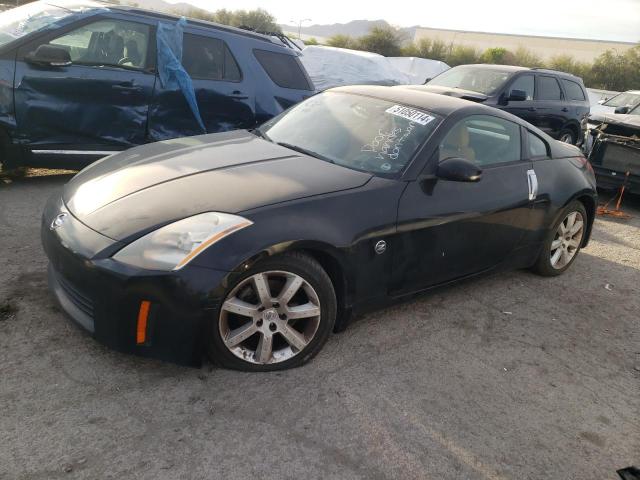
[599,143,640,176]
[56,272,95,319]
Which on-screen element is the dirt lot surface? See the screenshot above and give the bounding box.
[0,170,638,480]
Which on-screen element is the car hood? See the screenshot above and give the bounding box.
[64,130,372,241]
[419,85,489,103]
[588,113,640,128]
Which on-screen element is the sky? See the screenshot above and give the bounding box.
[168,0,640,43]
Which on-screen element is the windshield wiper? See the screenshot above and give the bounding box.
[251,128,271,142]
[275,142,335,164]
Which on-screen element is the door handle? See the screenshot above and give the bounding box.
[526,107,536,112]
[112,83,141,92]
[561,107,569,112]
[527,169,538,201]
[230,90,249,99]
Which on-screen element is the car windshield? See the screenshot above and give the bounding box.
[603,92,640,109]
[0,1,99,48]
[260,92,441,175]
[427,65,515,95]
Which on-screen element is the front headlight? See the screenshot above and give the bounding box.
[112,212,252,271]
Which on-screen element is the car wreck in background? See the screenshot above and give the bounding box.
[586,110,640,194]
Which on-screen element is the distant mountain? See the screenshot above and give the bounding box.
[280,19,418,43]
[280,19,391,39]
[117,0,206,15]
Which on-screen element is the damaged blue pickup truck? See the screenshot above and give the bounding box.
[0,0,314,169]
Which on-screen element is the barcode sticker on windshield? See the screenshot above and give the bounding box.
[385,105,435,126]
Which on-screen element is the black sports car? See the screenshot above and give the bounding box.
[42,86,597,371]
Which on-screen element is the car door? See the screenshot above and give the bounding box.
[148,30,255,141]
[501,73,539,127]
[392,114,534,294]
[534,75,565,138]
[14,16,156,151]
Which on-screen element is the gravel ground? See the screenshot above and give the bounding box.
[0,170,638,480]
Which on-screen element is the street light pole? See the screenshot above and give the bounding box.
[291,18,312,39]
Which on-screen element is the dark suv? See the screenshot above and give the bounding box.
[405,64,590,145]
[0,1,314,169]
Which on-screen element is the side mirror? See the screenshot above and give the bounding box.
[508,89,527,102]
[614,106,629,114]
[25,44,72,67]
[436,157,482,182]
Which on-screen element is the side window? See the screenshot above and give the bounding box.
[254,49,312,90]
[509,74,534,100]
[527,130,549,158]
[440,115,521,167]
[536,76,562,101]
[561,79,586,101]
[182,34,241,81]
[49,19,150,69]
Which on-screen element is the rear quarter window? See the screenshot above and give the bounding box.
[254,49,312,90]
[561,79,586,101]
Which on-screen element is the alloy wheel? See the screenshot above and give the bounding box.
[219,271,321,365]
[559,132,574,144]
[550,211,584,269]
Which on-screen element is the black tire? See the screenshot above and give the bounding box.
[206,252,336,371]
[558,128,576,145]
[532,200,587,277]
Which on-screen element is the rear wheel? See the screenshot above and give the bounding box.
[558,128,576,145]
[207,252,336,371]
[532,201,587,276]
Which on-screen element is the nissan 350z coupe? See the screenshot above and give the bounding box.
[42,86,597,371]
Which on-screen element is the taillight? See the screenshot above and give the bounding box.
[577,156,594,174]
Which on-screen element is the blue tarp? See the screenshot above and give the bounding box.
[156,18,206,133]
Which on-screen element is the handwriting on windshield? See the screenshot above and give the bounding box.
[362,123,416,162]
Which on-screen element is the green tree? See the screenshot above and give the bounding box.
[402,38,449,62]
[327,34,358,50]
[590,46,640,91]
[304,37,319,46]
[547,55,591,82]
[480,47,515,65]
[233,8,280,32]
[180,7,281,33]
[445,45,480,66]
[512,47,542,68]
[357,26,404,57]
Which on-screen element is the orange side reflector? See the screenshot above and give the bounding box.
[136,300,151,345]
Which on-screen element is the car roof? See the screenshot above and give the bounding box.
[329,85,515,117]
[93,1,279,44]
[447,64,584,82]
[453,64,530,72]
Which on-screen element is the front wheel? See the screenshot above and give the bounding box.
[532,201,587,276]
[207,252,336,371]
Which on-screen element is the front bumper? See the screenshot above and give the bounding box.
[42,197,230,366]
